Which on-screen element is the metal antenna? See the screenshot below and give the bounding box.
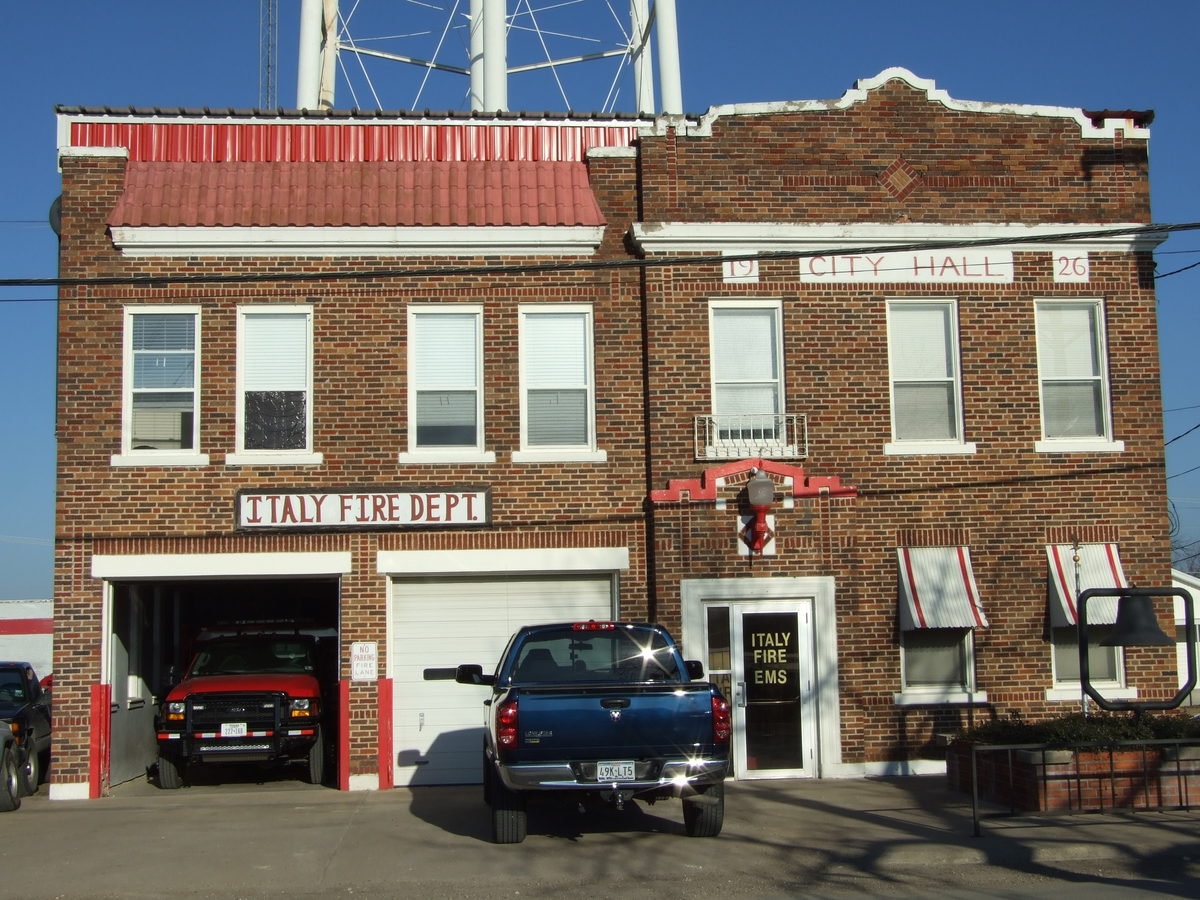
[259,0,280,109]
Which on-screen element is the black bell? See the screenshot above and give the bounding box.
[1101,593,1174,647]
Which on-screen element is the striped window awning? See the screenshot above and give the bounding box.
[1046,543,1126,627]
[897,547,988,630]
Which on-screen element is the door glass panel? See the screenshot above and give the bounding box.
[741,611,802,771]
[705,606,732,704]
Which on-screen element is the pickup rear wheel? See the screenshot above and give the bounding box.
[0,746,20,811]
[157,754,184,790]
[306,726,325,785]
[682,781,725,837]
[486,764,527,844]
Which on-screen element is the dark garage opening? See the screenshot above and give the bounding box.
[108,577,340,790]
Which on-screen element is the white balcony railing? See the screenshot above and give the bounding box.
[694,414,808,460]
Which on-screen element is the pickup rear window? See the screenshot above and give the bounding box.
[511,628,682,684]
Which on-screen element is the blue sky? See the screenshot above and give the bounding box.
[3,1,1199,599]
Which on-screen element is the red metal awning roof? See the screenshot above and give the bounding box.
[108,160,606,228]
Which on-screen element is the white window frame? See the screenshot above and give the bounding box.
[513,304,605,463]
[112,305,208,467]
[1045,625,1136,702]
[884,298,976,456]
[707,299,786,453]
[398,304,495,465]
[227,305,322,467]
[1034,298,1123,453]
[895,628,987,705]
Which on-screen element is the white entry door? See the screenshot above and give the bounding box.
[703,600,816,779]
[390,574,613,785]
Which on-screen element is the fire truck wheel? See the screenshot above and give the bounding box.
[306,727,325,785]
[157,754,183,790]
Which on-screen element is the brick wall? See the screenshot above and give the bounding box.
[53,71,1172,784]
[636,77,1170,765]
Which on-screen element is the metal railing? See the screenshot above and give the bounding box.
[959,737,1200,836]
[694,414,808,461]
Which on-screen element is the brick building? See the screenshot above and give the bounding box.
[50,68,1175,798]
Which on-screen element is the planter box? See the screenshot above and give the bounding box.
[947,741,1200,812]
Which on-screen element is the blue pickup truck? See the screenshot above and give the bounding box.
[451,621,731,843]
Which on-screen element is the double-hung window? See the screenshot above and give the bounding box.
[1044,543,1132,701]
[885,299,974,455]
[895,546,988,704]
[229,305,320,466]
[707,301,787,457]
[114,306,206,466]
[1035,299,1122,452]
[901,628,976,696]
[514,305,604,463]
[401,305,494,463]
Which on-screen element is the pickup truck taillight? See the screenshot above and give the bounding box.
[496,699,519,749]
[711,696,731,744]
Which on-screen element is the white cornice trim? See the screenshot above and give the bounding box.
[59,145,129,158]
[92,551,353,579]
[631,222,1166,254]
[686,67,1150,141]
[376,547,629,575]
[109,225,606,257]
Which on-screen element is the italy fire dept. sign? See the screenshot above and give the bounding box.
[236,487,491,530]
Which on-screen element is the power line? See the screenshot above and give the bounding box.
[1166,421,1200,446]
[1,221,1196,290]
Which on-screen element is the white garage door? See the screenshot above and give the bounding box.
[390,574,614,786]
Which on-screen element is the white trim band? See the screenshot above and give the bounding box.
[632,222,1166,255]
[376,547,629,575]
[92,552,353,580]
[110,225,606,258]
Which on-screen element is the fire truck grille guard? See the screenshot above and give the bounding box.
[188,693,281,731]
[197,742,273,753]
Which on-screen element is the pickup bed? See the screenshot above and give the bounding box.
[450,621,730,843]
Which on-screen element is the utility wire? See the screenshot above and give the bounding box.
[1166,422,1200,446]
[0,221,1194,289]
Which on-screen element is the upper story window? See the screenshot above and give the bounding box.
[1035,299,1122,453]
[228,305,321,466]
[701,301,804,459]
[514,305,605,463]
[400,305,494,464]
[113,306,207,467]
[885,299,974,455]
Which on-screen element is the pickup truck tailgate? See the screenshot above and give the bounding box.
[509,683,717,760]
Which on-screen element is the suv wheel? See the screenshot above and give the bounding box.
[20,740,39,796]
[0,746,21,811]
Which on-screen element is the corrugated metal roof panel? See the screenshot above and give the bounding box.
[1047,543,1127,626]
[108,161,606,229]
[67,121,640,163]
[897,546,988,630]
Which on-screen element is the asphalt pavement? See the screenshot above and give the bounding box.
[4,769,1200,898]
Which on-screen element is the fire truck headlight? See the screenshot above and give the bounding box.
[288,698,316,717]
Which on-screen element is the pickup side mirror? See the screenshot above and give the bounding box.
[685,660,705,680]
[422,667,459,680]
[454,664,496,686]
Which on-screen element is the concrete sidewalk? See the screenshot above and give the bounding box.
[4,772,1200,898]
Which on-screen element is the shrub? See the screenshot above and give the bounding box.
[955,710,1200,748]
